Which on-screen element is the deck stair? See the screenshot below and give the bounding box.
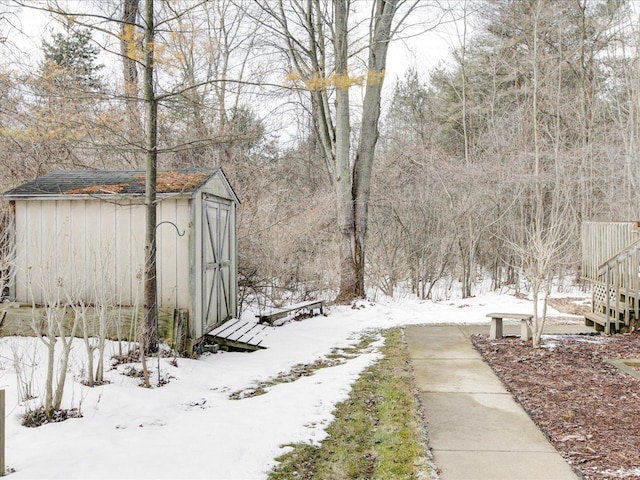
[585,238,640,334]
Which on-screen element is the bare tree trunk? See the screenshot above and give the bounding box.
[257,0,405,303]
[334,0,356,302]
[530,0,545,347]
[143,0,158,355]
[53,309,78,410]
[42,315,55,416]
[352,0,398,299]
[95,303,108,383]
[74,301,95,386]
[457,0,471,167]
[121,0,141,139]
[83,319,95,386]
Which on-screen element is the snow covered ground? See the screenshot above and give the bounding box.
[0,287,587,479]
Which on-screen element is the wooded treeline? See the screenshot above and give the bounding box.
[0,0,638,307]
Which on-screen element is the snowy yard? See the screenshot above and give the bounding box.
[0,289,583,479]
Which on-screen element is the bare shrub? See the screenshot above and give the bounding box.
[11,339,39,404]
[28,268,79,419]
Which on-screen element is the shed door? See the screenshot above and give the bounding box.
[202,195,233,332]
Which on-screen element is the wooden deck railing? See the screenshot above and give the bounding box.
[582,221,640,282]
[592,239,640,333]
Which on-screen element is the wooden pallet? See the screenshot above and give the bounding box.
[204,319,272,351]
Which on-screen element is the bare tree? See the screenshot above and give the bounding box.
[70,248,115,386]
[504,178,576,347]
[254,0,419,302]
[141,0,158,354]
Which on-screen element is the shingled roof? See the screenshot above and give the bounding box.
[4,169,219,197]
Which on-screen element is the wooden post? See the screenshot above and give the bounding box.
[629,248,640,328]
[615,261,620,332]
[173,309,189,354]
[0,389,5,476]
[605,268,611,335]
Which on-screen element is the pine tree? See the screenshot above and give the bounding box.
[41,27,103,91]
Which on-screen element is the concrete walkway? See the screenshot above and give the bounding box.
[405,324,583,480]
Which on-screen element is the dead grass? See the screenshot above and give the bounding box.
[268,328,436,480]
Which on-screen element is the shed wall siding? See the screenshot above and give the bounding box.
[157,198,191,309]
[206,174,236,202]
[14,198,191,310]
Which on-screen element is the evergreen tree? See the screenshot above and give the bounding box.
[41,27,103,91]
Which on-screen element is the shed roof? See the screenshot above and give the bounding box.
[4,168,233,199]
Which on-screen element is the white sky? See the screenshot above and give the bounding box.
[5,1,459,81]
[2,1,462,149]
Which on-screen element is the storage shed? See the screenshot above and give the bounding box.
[3,168,239,341]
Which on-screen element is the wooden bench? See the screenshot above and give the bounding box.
[256,300,325,326]
[486,313,534,341]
